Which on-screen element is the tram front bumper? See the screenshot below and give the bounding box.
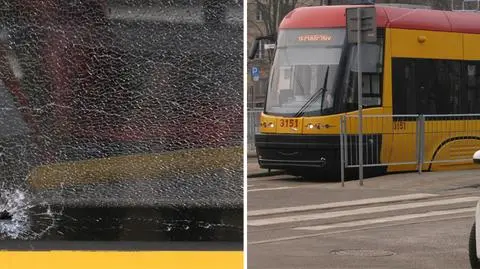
[254,134,340,171]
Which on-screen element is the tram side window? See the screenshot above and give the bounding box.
[392,59,416,114]
[344,72,381,109]
[343,43,383,111]
[362,73,381,107]
[392,58,462,115]
[424,60,462,114]
[466,62,480,113]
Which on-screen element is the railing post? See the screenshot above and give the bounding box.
[417,115,425,174]
[340,115,346,187]
[416,115,420,173]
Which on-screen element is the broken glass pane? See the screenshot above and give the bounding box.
[0,0,243,247]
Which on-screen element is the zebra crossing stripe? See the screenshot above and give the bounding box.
[294,207,475,231]
[248,196,479,226]
[248,193,438,217]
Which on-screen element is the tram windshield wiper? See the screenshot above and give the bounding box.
[294,66,330,118]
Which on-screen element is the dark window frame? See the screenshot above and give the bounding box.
[338,28,385,113]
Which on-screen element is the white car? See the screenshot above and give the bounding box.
[469,151,480,268]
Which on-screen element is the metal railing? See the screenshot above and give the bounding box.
[340,114,480,185]
[247,109,262,153]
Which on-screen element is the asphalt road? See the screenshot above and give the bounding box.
[248,159,480,269]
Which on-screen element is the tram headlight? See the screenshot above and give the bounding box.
[268,122,274,128]
[307,123,314,129]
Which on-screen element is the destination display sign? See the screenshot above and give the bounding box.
[276,28,346,48]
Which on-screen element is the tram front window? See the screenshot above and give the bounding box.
[265,28,345,117]
[265,28,384,116]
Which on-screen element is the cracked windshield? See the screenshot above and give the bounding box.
[0,0,242,244]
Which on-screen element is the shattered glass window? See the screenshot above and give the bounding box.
[0,0,243,248]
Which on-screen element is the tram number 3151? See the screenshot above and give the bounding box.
[393,121,406,130]
[280,119,299,128]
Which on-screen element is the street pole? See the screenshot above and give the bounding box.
[347,6,375,187]
[357,7,364,186]
[276,1,281,32]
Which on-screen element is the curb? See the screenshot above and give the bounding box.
[247,170,285,178]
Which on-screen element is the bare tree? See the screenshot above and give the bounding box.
[374,0,451,9]
[256,0,298,36]
[430,0,451,10]
[248,0,298,61]
[329,0,452,10]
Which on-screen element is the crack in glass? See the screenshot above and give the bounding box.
[0,0,243,243]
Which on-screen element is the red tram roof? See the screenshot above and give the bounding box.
[279,5,480,34]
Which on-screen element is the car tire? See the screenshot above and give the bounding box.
[470,222,480,269]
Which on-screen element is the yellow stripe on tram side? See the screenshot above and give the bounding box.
[390,29,463,60]
[1,251,243,269]
[27,146,243,190]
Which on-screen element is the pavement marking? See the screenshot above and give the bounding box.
[248,184,323,193]
[248,186,297,192]
[249,214,472,245]
[248,196,479,226]
[248,193,438,217]
[294,207,475,231]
